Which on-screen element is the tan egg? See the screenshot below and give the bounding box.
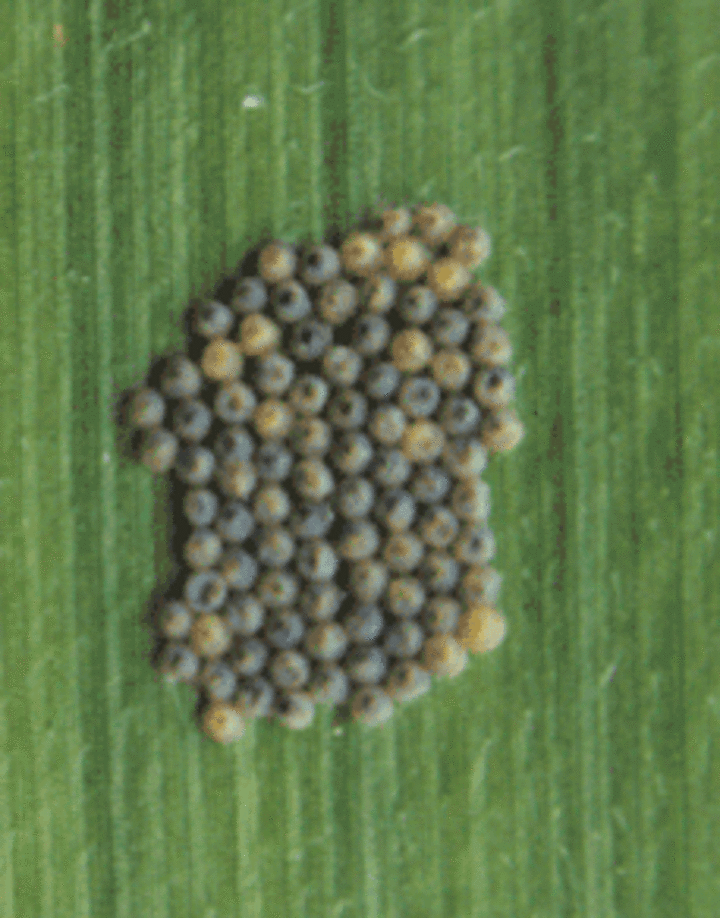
[341,231,383,276]
[384,236,431,283]
[422,633,467,678]
[190,613,232,658]
[481,408,525,453]
[239,314,281,356]
[380,206,412,239]
[401,420,445,464]
[426,258,472,302]
[384,533,425,573]
[456,603,507,654]
[449,225,492,269]
[390,329,433,373]
[202,702,245,743]
[319,278,359,324]
[413,203,457,246]
[430,349,472,391]
[201,338,243,381]
[253,399,294,440]
[258,241,297,283]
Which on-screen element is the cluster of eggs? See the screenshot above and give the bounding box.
[126,203,523,742]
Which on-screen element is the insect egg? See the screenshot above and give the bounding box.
[253,399,294,440]
[160,354,202,399]
[213,426,255,464]
[184,527,223,568]
[371,448,411,488]
[300,582,345,621]
[319,279,359,324]
[386,660,431,703]
[480,408,525,453]
[456,604,508,654]
[214,381,256,424]
[429,307,470,348]
[202,703,245,743]
[427,258,471,302]
[293,459,335,502]
[373,489,416,532]
[347,560,389,604]
[257,527,296,568]
[231,276,268,314]
[453,524,496,565]
[301,244,341,286]
[191,613,232,658]
[351,686,394,726]
[384,236,430,283]
[218,547,258,591]
[352,315,391,356]
[422,634,468,678]
[128,387,166,429]
[257,570,299,608]
[369,405,407,446]
[253,484,291,524]
[439,397,481,437]
[418,552,460,594]
[383,620,424,658]
[397,377,441,419]
[449,224,492,269]
[255,442,293,481]
[265,611,305,649]
[363,362,401,401]
[340,231,383,276]
[399,285,439,324]
[361,273,397,313]
[304,622,348,662]
[323,346,363,387]
[295,540,339,581]
[172,399,213,442]
[460,565,503,606]
[386,576,426,617]
[383,533,425,573]
[201,339,243,382]
[158,643,200,683]
[337,521,381,561]
[345,646,388,684]
[419,506,459,549]
[328,390,368,430]
[224,595,265,637]
[451,477,492,522]
[200,661,238,702]
[270,650,311,690]
[444,438,488,479]
[343,603,385,644]
[271,280,312,323]
[255,354,296,396]
[430,350,472,391]
[289,374,329,415]
[239,314,281,356]
[337,477,375,519]
[258,241,297,283]
[413,203,457,245]
[333,432,375,475]
[390,329,433,373]
[380,206,412,239]
[159,601,193,640]
[140,428,178,474]
[423,596,461,633]
[216,459,258,499]
[235,676,275,718]
[194,300,234,339]
[233,638,269,677]
[307,665,349,705]
[290,319,333,361]
[174,445,215,486]
[401,420,445,464]
[275,692,315,729]
[463,284,507,326]
[289,503,336,540]
[474,367,517,409]
[184,570,228,612]
[290,417,332,456]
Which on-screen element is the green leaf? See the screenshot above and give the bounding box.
[1,1,718,917]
